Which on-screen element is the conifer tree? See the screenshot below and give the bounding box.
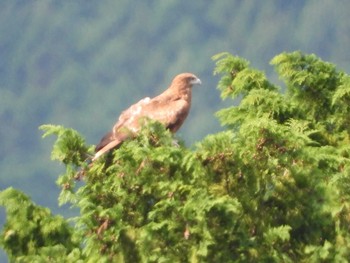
[2,51,350,262]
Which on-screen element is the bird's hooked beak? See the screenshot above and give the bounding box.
[190,77,202,86]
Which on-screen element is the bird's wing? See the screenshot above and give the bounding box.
[94,97,151,153]
[94,97,189,159]
[113,97,151,133]
[139,98,190,132]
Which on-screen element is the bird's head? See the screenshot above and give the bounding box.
[166,73,202,99]
[171,73,201,89]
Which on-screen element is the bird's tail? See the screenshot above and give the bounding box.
[75,139,123,179]
[92,139,122,161]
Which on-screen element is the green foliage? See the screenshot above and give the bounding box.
[40,124,91,166]
[0,188,82,262]
[3,51,350,262]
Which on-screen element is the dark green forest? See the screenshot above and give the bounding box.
[1,1,350,261]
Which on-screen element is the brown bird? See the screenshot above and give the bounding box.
[93,73,201,161]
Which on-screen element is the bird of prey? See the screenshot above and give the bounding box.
[92,73,201,161]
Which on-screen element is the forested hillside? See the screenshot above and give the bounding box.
[1,1,350,261]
